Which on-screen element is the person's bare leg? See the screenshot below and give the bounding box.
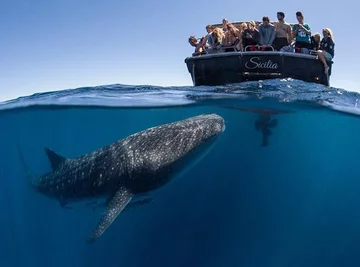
[317,50,329,74]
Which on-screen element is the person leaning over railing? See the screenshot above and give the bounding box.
[188,36,206,56]
[242,21,260,50]
[316,28,335,74]
[258,16,276,51]
[205,27,225,53]
[223,24,241,52]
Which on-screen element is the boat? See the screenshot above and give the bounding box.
[184,21,333,87]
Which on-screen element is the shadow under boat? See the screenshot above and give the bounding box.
[220,105,295,147]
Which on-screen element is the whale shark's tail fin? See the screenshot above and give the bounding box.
[87,187,133,244]
[16,144,37,187]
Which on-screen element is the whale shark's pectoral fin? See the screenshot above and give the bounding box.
[87,188,133,244]
[45,148,67,170]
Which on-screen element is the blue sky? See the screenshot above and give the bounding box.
[0,0,358,101]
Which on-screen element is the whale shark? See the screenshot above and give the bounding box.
[30,113,225,243]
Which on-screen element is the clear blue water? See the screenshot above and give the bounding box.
[1,78,360,267]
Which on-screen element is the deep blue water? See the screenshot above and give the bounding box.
[1,79,360,267]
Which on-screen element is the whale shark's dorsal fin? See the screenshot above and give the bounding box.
[87,187,133,244]
[45,148,66,170]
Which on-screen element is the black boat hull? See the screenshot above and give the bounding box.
[184,51,333,87]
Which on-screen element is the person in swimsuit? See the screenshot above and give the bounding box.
[273,12,292,51]
[188,36,206,56]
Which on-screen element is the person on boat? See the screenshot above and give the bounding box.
[242,21,260,50]
[292,11,312,53]
[223,23,241,52]
[188,36,206,56]
[205,25,215,49]
[222,19,228,32]
[258,16,276,51]
[310,33,321,51]
[273,12,292,51]
[317,28,335,74]
[207,27,224,53]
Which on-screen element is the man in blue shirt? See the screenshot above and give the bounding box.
[258,16,276,51]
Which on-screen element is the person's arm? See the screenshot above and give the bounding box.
[254,29,260,43]
[292,25,298,39]
[259,25,264,45]
[287,24,293,43]
[300,24,311,35]
[269,26,276,46]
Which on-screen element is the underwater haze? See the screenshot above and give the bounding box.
[1,79,360,267]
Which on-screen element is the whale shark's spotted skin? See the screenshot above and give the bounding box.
[32,113,225,243]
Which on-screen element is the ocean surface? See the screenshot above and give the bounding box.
[1,78,360,267]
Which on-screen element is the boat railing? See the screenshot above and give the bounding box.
[244,45,275,51]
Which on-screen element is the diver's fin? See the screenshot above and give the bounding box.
[44,148,66,170]
[87,188,133,244]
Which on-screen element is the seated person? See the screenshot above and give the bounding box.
[310,33,320,51]
[292,11,312,52]
[188,36,206,56]
[242,21,260,50]
[258,16,276,51]
[317,28,335,74]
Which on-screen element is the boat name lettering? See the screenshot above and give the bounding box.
[244,57,278,70]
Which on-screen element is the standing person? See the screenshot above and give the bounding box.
[222,19,228,33]
[292,11,311,53]
[205,24,215,49]
[273,12,292,51]
[258,16,276,50]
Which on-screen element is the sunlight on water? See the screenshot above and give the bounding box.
[0,79,359,116]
